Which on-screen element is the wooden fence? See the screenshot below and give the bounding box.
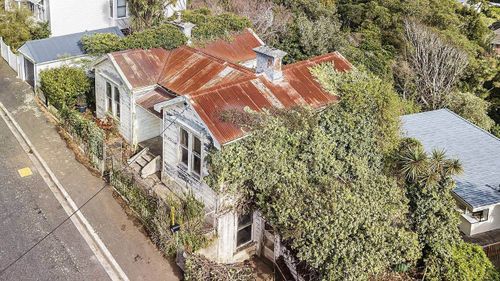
[0,37,22,77]
[484,243,500,268]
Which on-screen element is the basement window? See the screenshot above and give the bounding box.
[236,213,253,248]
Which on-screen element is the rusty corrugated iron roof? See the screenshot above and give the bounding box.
[110,46,254,93]
[196,28,264,64]
[188,52,353,145]
[136,87,175,117]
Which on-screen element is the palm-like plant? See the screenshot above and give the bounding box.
[128,0,178,32]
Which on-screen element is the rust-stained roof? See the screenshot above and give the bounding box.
[110,46,254,92]
[196,28,264,64]
[189,52,353,145]
[136,87,175,117]
[111,48,169,89]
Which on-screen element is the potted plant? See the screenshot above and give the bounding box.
[76,95,87,113]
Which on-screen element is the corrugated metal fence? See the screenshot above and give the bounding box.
[0,37,22,77]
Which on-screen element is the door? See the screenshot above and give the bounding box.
[24,58,34,87]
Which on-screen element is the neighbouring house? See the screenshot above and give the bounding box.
[18,26,124,89]
[401,109,500,237]
[93,26,353,264]
[4,0,187,36]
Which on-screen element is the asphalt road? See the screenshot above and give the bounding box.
[0,117,109,281]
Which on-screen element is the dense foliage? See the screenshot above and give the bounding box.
[180,8,251,42]
[81,24,186,56]
[39,66,91,110]
[191,0,500,135]
[208,65,421,280]
[0,6,50,50]
[207,64,499,280]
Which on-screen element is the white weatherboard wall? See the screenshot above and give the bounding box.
[48,0,115,36]
[460,204,500,236]
[94,59,133,143]
[134,101,162,143]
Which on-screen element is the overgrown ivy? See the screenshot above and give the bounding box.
[207,64,421,280]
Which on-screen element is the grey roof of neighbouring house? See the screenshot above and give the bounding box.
[18,27,124,64]
[401,109,500,210]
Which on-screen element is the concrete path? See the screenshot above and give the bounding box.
[0,61,182,281]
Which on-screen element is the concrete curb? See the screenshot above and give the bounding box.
[0,101,129,281]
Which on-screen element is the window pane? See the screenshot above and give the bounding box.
[237,225,252,247]
[193,136,201,155]
[117,0,126,17]
[106,82,112,113]
[181,147,189,166]
[180,129,188,147]
[114,87,120,119]
[193,155,201,175]
[238,213,252,228]
[109,0,113,17]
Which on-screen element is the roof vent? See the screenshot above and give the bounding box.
[253,46,287,82]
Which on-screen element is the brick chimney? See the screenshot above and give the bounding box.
[253,46,287,82]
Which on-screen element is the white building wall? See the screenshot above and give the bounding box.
[135,105,162,143]
[94,59,133,143]
[48,0,115,36]
[462,204,500,236]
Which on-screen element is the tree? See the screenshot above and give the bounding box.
[208,65,420,281]
[128,0,177,32]
[403,20,469,110]
[39,66,91,110]
[0,6,50,50]
[449,91,495,131]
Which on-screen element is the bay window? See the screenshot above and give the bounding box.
[179,128,202,178]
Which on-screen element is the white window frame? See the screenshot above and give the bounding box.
[105,80,121,121]
[178,127,203,178]
[235,212,253,250]
[110,0,128,19]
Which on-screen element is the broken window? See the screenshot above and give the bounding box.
[471,209,488,222]
[236,213,253,248]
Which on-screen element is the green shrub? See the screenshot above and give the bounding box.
[444,242,500,281]
[0,6,50,50]
[82,24,186,56]
[39,66,91,110]
[449,91,495,131]
[81,33,125,56]
[180,9,251,42]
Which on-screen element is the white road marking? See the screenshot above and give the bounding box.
[0,102,129,281]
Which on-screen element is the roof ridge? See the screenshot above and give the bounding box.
[188,76,257,98]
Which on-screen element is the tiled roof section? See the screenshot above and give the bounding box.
[401,109,500,209]
[111,48,170,89]
[157,46,254,95]
[196,29,264,63]
[189,52,352,145]
[136,87,175,117]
